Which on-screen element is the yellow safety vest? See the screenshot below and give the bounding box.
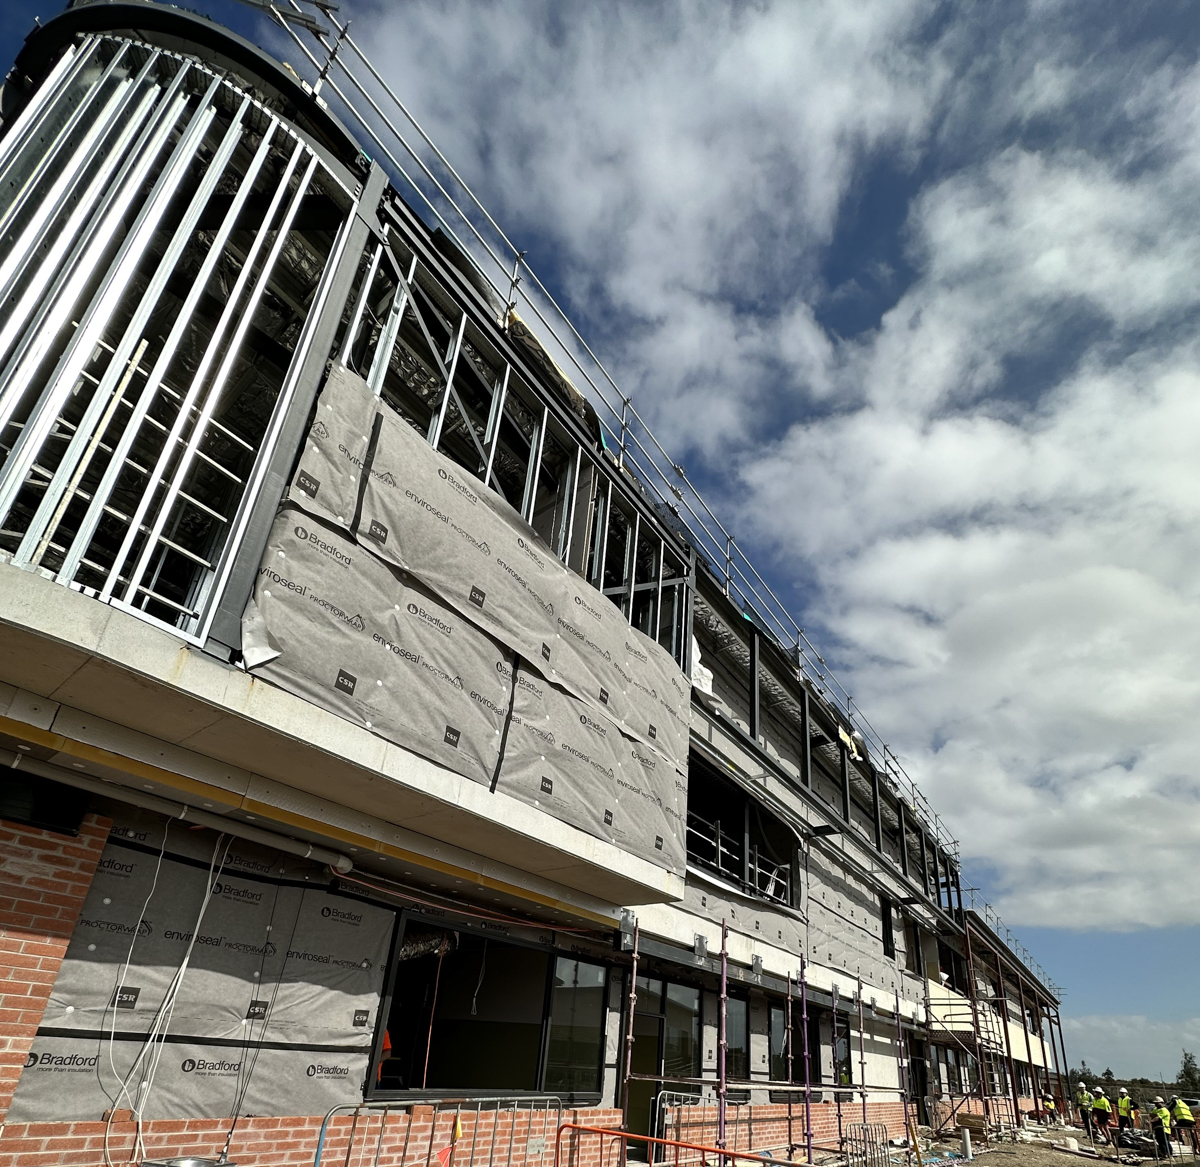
[1154,1107,1172,1131]
[1046,1099,1057,1111]
[1118,1096,1133,1117]
[1078,1092,1091,1109]
[1173,1100,1194,1123]
[1093,1096,1112,1114]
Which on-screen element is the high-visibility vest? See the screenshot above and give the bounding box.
[1078,1092,1091,1109]
[1046,1099,1057,1111]
[1118,1096,1133,1117]
[1093,1096,1112,1115]
[1173,1100,1194,1123]
[1153,1106,1172,1132]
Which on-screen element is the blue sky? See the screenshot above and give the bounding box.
[3,0,1198,1078]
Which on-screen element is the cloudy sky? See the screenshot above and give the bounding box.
[4,0,1198,1077]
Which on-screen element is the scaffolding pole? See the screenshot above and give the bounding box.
[787,973,795,1157]
[896,990,913,1166]
[718,920,728,1165]
[802,957,814,1165]
[621,924,640,1127]
[857,978,868,1126]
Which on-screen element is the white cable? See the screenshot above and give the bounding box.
[101,815,175,1167]
[105,834,230,1160]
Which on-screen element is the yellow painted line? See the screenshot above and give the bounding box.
[0,715,617,928]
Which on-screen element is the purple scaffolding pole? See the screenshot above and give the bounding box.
[801,957,814,1164]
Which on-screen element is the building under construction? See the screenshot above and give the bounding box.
[0,3,1070,1165]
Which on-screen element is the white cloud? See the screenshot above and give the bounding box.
[338,1,1200,930]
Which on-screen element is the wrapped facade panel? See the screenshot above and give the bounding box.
[245,506,514,786]
[7,806,394,1122]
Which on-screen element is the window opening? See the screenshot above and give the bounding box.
[377,922,550,1092]
[881,895,896,959]
[528,413,576,556]
[630,524,661,636]
[904,919,924,976]
[726,994,749,1084]
[833,1009,853,1086]
[687,760,795,905]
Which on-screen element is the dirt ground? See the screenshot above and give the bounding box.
[920,1124,1200,1167]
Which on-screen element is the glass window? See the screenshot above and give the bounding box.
[769,1003,788,1081]
[663,983,701,1079]
[544,956,607,1094]
[725,996,749,1081]
[834,1011,853,1085]
[636,974,664,1015]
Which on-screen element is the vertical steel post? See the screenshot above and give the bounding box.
[800,688,812,789]
[919,832,930,900]
[833,985,844,1148]
[621,925,640,1124]
[718,920,728,1166]
[840,742,851,823]
[1045,1006,1067,1119]
[871,770,883,852]
[749,627,760,744]
[857,978,868,1125]
[801,957,813,1165]
[725,535,733,598]
[786,974,795,1156]
[897,800,910,878]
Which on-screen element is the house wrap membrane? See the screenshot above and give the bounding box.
[245,363,690,870]
[8,805,394,1122]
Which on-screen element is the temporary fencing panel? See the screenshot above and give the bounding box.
[244,506,514,786]
[249,362,691,870]
[8,805,395,1122]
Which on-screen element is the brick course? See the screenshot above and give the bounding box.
[0,813,111,1125]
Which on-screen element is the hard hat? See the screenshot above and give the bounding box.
[1119,1088,1128,1094]
[1095,1087,1105,1095]
[1155,1097,1165,1104]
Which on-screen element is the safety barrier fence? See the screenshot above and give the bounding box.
[312,1096,565,1167]
[554,1122,844,1167]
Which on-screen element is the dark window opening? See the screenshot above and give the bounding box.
[626,976,702,1146]
[0,773,90,836]
[686,758,796,906]
[834,1010,853,1086]
[379,926,546,1090]
[904,918,924,976]
[936,939,968,995]
[881,895,896,959]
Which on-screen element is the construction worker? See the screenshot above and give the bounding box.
[1170,1096,1197,1153]
[1151,1097,1173,1159]
[1092,1086,1114,1145]
[1078,1084,1094,1136]
[1044,1095,1059,1127]
[1117,1088,1138,1142]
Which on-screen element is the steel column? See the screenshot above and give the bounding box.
[871,769,883,852]
[800,688,812,789]
[749,627,760,744]
[840,741,851,823]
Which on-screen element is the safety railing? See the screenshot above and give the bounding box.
[555,1122,842,1167]
[845,1123,890,1167]
[312,1095,564,1167]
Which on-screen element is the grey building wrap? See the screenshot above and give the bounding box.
[8,806,395,1122]
[247,362,690,868]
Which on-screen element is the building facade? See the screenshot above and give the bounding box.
[0,5,1068,1165]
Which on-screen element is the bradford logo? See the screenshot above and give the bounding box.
[296,471,320,498]
[182,1059,196,1072]
[311,420,329,439]
[295,524,309,540]
[25,1052,36,1068]
[579,713,607,736]
[335,669,357,695]
[407,603,419,616]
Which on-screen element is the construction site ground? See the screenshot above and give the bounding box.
[912,1123,1200,1167]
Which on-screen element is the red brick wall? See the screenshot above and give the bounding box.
[660,1099,909,1158]
[0,812,111,1124]
[0,1106,623,1167]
